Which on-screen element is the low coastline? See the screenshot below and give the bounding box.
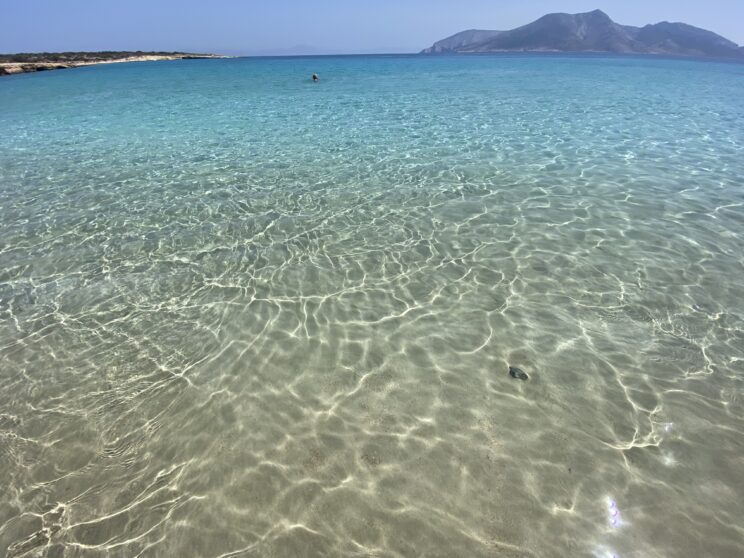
[0,52,227,76]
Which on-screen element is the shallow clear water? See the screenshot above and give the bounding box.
[1,54,743,557]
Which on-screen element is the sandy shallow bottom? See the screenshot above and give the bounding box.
[1,55,743,557]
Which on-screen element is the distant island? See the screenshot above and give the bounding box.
[422,9,744,60]
[0,51,226,76]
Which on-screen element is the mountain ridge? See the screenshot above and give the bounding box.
[422,10,743,60]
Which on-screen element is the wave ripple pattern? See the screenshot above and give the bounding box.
[1,55,743,557]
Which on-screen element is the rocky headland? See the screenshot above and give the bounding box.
[422,10,744,60]
[0,51,227,76]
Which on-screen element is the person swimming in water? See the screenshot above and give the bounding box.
[312,73,319,82]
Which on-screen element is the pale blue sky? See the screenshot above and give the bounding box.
[2,1,743,55]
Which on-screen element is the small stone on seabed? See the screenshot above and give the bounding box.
[509,366,528,380]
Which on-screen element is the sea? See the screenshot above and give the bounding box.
[1,54,743,557]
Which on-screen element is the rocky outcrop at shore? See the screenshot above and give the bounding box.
[1,63,77,76]
[0,52,227,76]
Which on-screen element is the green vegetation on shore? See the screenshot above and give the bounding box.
[0,51,214,63]
[0,51,223,76]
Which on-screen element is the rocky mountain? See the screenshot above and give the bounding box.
[423,29,503,54]
[421,10,744,59]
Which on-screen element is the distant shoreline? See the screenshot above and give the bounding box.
[0,52,228,76]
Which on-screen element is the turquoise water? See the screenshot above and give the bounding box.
[1,54,743,557]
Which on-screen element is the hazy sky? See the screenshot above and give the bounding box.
[3,1,743,55]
